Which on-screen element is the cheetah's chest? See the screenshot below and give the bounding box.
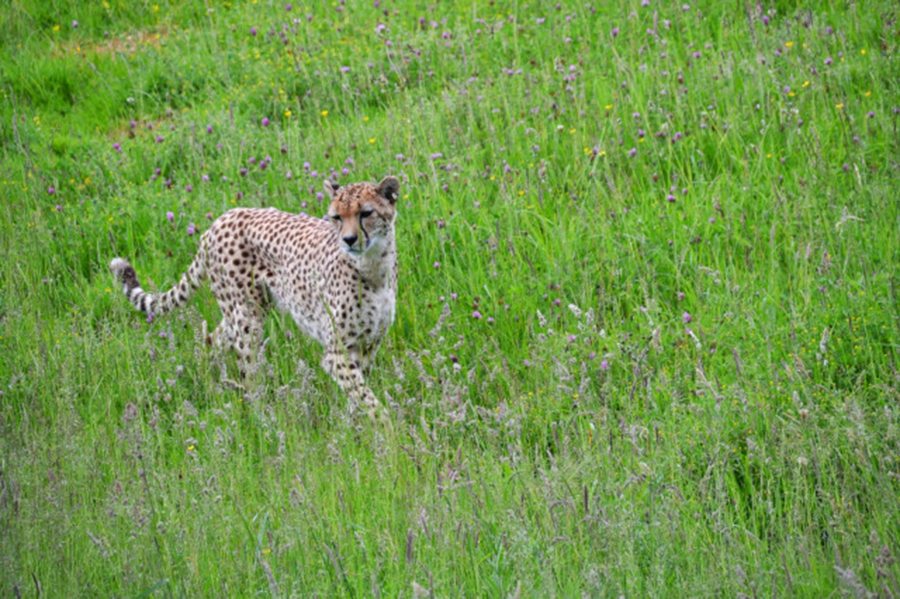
[336,282,395,349]
[363,285,396,343]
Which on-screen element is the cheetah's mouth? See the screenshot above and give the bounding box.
[344,236,377,256]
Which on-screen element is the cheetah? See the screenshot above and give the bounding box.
[110,176,401,417]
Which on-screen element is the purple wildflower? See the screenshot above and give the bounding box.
[682,311,692,324]
[250,27,257,36]
[113,142,122,152]
[628,147,637,158]
[261,117,270,127]
[187,223,196,236]
[472,310,482,320]
[611,27,619,37]
[600,359,610,371]
[47,186,56,195]
[166,211,175,222]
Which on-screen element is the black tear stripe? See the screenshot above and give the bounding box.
[359,217,370,246]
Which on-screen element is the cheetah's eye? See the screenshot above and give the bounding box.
[330,214,342,222]
[359,209,374,218]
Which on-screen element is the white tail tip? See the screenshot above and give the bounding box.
[109,257,130,275]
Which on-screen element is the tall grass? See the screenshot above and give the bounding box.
[1,0,897,595]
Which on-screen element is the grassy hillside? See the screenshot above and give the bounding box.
[1,0,897,595]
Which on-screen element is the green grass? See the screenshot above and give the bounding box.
[1,0,898,595]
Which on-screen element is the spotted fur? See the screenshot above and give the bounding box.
[110,176,401,417]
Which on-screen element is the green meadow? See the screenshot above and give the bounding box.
[1,0,897,595]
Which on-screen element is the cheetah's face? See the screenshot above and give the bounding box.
[324,176,400,256]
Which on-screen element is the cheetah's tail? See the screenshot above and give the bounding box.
[110,245,207,318]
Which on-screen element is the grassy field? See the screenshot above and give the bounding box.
[1,0,898,595]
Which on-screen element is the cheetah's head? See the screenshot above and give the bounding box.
[324,176,400,256]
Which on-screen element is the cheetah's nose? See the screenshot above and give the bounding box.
[342,234,358,248]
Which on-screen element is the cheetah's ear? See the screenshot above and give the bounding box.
[323,179,340,199]
[376,176,400,204]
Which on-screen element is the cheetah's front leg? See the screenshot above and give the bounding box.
[322,346,384,421]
